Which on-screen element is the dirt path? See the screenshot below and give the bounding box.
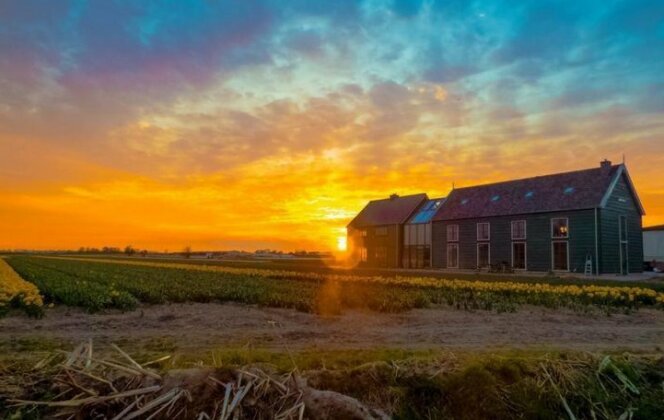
[2,303,663,352]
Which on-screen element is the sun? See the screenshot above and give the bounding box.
[337,236,347,251]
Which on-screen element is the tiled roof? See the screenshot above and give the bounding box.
[433,164,625,221]
[348,193,427,228]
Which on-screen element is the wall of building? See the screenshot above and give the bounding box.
[348,224,401,268]
[598,174,644,273]
[644,231,664,262]
[432,209,597,273]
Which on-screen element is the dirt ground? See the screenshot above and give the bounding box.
[2,303,664,353]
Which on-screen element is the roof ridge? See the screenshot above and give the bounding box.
[452,164,621,191]
[367,192,427,203]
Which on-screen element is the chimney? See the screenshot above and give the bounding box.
[389,193,399,200]
[600,159,612,172]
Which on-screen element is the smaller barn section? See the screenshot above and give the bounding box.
[644,225,664,271]
[347,193,427,268]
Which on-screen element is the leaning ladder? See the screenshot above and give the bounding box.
[584,254,593,276]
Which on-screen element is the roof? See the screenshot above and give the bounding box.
[406,198,446,224]
[348,193,427,228]
[644,225,664,232]
[433,164,644,221]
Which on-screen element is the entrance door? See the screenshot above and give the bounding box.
[620,242,629,275]
[619,215,628,275]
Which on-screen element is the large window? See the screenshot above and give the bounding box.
[447,225,459,242]
[477,223,490,241]
[511,220,526,240]
[551,218,569,238]
[552,241,569,271]
[447,243,459,268]
[477,243,490,268]
[512,242,526,270]
[403,224,431,268]
[360,247,367,262]
[375,226,388,236]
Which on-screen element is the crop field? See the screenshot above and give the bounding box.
[2,255,664,419]
[3,256,664,315]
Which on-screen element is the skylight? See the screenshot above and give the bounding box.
[491,195,500,202]
[564,187,575,195]
[461,199,469,205]
[525,191,534,199]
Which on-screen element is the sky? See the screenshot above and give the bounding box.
[1,0,663,252]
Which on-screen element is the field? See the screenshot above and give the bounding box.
[1,255,664,419]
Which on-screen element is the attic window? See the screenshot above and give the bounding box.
[461,199,469,205]
[525,191,534,199]
[491,195,500,202]
[564,187,575,195]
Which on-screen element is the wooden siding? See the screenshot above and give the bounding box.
[348,224,401,268]
[598,174,644,273]
[432,210,598,273]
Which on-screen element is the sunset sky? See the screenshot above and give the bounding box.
[1,0,663,252]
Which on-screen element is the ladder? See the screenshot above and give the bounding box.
[584,254,593,276]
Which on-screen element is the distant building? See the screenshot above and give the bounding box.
[644,225,664,270]
[348,161,645,275]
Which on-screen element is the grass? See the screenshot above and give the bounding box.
[2,341,663,419]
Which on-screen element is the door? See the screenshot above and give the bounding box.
[619,215,628,275]
[620,242,629,275]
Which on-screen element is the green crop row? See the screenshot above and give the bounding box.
[6,256,664,314]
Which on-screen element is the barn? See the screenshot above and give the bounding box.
[347,193,427,268]
[348,161,645,275]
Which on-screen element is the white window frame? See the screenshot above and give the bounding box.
[447,224,459,242]
[511,241,527,270]
[447,243,459,269]
[477,223,490,241]
[551,217,569,239]
[551,240,570,271]
[477,242,490,268]
[511,220,527,240]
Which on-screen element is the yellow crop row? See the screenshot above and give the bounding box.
[44,256,664,306]
[0,258,43,309]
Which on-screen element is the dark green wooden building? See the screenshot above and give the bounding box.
[431,161,645,274]
[348,161,645,275]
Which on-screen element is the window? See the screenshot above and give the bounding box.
[619,216,627,242]
[551,218,569,238]
[512,242,526,270]
[447,225,459,242]
[375,226,388,236]
[447,243,459,268]
[552,241,569,271]
[477,223,490,241]
[361,230,367,237]
[360,247,367,262]
[477,243,490,268]
[511,220,526,240]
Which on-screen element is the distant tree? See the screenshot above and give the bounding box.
[124,245,136,256]
[182,246,192,259]
[139,250,148,257]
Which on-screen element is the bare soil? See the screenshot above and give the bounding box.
[2,303,663,352]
